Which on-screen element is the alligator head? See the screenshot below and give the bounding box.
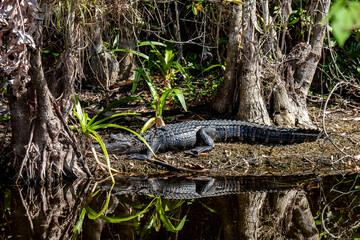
[94,133,148,154]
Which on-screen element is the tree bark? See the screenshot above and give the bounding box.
[211,4,242,115]
[3,0,89,181]
[293,0,331,126]
[11,49,87,181]
[212,0,330,127]
[236,0,271,124]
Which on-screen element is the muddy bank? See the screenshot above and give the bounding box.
[88,104,360,179]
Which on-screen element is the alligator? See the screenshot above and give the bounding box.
[104,175,318,199]
[99,120,320,160]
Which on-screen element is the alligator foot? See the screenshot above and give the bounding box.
[191,146,214,154]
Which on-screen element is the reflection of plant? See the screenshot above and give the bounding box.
[138,197,188,234]
[0,189,11,227]
[70,96,156,182]
[73,194,188,239]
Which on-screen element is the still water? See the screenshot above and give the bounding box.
[0,174,359,239]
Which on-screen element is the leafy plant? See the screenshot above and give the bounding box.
[70,96,156,182]
[327,0,360,47]
[112,41,189,129]
[132,67,187,131]
[113,41,190,87]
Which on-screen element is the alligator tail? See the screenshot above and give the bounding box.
[240,125,321,144]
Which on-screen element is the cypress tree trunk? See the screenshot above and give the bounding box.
[2,0,89,181]
[212,0,330,127]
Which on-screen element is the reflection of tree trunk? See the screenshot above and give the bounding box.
[215,190,318,239]
[11,180,91,239]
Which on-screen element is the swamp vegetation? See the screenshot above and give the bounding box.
[0,0,360,239]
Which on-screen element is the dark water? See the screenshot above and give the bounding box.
[0,174,359,239]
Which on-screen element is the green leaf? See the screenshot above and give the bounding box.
[137,41,167,47]
[158,88,174,116]
[72,208,86,239]
[200,64,222,75]
[137,68,159,100]
[174,215,187,231]
[328,0,360,47]
[91,124,157,158]
[331,8,353,47]
[132,68,142,94]
[165,44,175,66]
[172,89,187,112]
[112,34,119,49]
[85,197,157,223]
[98,97,143,117]
[157,199,176,232]
[87,183,115,219]
[155,51,167,71]
[172,61,190,82]
[315,219,322,226]
[141,117,156,133]
[91,112,140,129]
[90,130,114,182]
[111,49,149,60]
[0,115,10,121]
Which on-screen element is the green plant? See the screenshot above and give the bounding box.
[81,195,187,234]
[132,67,187,131]
[70,96,156,182]
[327,0,360,47]
[112,41,189,129]
[113,41,190,86]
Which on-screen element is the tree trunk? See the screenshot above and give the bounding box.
[292,0,331,127]
[211,4,242,115]
[212,0,330,128]
[10,180,91,239]
[3,0,89,181]
[236,0,271,124]
[11,49,87,181]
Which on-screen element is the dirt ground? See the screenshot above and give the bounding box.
[84,94,360,179]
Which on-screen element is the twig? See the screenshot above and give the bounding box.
[318,81,357,167]
[91,145,121,173]
[18,187,35,236]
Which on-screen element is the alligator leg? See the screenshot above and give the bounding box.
[190,127,216,154]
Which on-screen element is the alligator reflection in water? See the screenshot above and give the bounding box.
[108,175,315,199]
[1,174,358,239]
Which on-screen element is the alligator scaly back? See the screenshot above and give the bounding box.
[101,120,321,160]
